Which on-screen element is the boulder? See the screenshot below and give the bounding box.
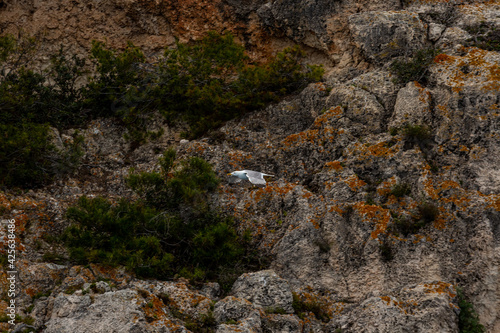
[389,81,432,129]
[231,270,294,314]
[349,11,427,65]
[44,290,165,333]
[337,282,460,332]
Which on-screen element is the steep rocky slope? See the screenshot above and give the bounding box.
[1,0,500,332]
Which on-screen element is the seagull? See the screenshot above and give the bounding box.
[228,170,274,186]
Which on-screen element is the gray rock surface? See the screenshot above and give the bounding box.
[337,282,460,332]
[349,11,427,64]
[3,2,500,333]
[231,270,294,314]
[390,81,432,128]
[44,290,164,333]
[214,296,257,323]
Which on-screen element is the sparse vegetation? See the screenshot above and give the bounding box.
[465,22,500,52]
[153,32,324,138]
[265,307,287,315]
[391,202,439,236]
[402,124,432,143]
[167,299,217,333]
[41,251,66,264]
[390,48,441,84]
[292,292,331,323]
[416,201,439,224]
[314,238,331,254]
[379,240,394,262]
[0,35,84,189]
[390,182,411,198]
[457,288,485,333]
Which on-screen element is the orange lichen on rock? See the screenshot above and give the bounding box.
[353,202,391,240]
[325,161,343,172]
[423,282,456,299]
[343,175,367,192]
[227,150,253,169]
[312,106,343,128]
[377,176,398,196]
[433,48,500,93]
[282,129,320,147]
[379,295,418,315]
[348,141,399,165]
[434,53,455,64]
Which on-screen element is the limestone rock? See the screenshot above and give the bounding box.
[349,11,427,65]
[390,81,432,129]
[44,290,164,333]
[200,282,221,299]
[337,282,460,332]
[326,85,387,134]
[261,314,301,333]
[429,23,446,42]
[214,296,257,323]
[257,0,339,50]
[231,270,294,314]
[216,311,262,333]
[349,70,400,114]
[436,27,472,52]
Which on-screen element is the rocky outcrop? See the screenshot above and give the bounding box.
[337,282,460,332]
[390,81,432,128]
[349,11,428,65]
[231,270,294,314]
[44,290,163,333]
[2,1,500,333]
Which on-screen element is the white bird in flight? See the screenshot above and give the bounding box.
[228,170,274,186]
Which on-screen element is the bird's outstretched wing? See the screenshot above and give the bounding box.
[244,170,271,185]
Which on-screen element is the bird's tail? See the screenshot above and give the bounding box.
[264,174,274,177]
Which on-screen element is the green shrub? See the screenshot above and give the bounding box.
[416,201,439,224]
[154,32,323,137]
[0,123,82,188]
[390,183,411,198]
[390,48,441,84]
[379,241,394,262]
[1,32,322,188]
[403,124,431,141]
[265,307,287,314]
[465,23,500,52]
[457,288,485,333]
[392,202,438,236]
[0,36,88,128]
[0,35,85,189]
[64,150,256,282]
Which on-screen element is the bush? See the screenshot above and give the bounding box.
[390,48,441,84]
[457,288,485,333]
[379,240,394,262]
[465,23,500,52]
[417,201,439,224]
[0,123,83,188]
[390,183,411,198]
[64,150,256,282]
[154,32,323,137]
[0,36,88,128]
[0,35,85,188]
[1,32,322,187]
[392,202,438,236]
[401,124,433,153]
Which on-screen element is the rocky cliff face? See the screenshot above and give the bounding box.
[1,0,500,332]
